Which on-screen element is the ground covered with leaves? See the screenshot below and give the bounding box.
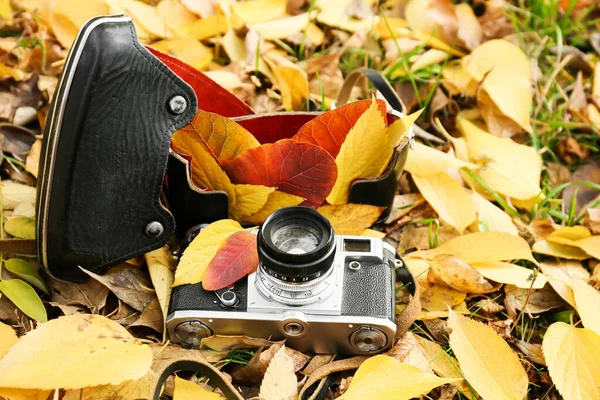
[1,0,600,399]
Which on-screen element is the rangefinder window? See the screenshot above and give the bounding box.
[343,239,371,253]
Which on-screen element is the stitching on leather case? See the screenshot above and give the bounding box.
[84,22,197,269]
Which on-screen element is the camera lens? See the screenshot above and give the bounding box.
[258,206,335,282]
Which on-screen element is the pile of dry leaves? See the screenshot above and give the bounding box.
[1,0,600,399]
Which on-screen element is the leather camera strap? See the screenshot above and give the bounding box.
[336,68,405,112]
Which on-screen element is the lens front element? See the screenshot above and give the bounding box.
[270,224,321,254]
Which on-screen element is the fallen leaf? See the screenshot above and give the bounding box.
[338,354,457,400]
[144,246,175,326]
[386,193,425,223]
[25,139,41,178]
[429,254,499,294]
[316,6,379,32]
[243,190,305,225]
[171,134,237,209]
[173,376,224,400]
[471,261,547,289]
[419,280,466,312]
[514,340,546,365]
[150,38,212,71]
[540,260,590,308]
[270,64,309,110]
[416,336,474,399]
[0,280,46,322]
[441,63,478,97]
[222,139,337,207]
[448,310,528,400]
[532,240,590,260]
[173,220,244,287]
[0,388,52,400]
[471,192,519,235]
[0,321,17,359]
[156,0,197,35]
[201,335,275,352]
[259,345,297,400]
[404,142,476,178]
[130,297,163,333]
[0,314,152,389]
[293,99,387,158]
[231,0,286,23]
[175,110,260,164]
[4,217,35,239]
[572,278,600,335]
[504,285,566,315]
[410,49,448,72]
[253,13,311,41]
[317,204,384,235]
[82,265,155,312]
[543,323,600,400]
[203,230,259,290]
[49,0,109,48]
[461,39,530,83]
[412,172,476,233]
[387,109,423,148]
[4,258,47,294]
[180,0,214,17]
[62,371,155,400]
[458,118,541,199]
[1,181,35,210]
[455,3,482,50]
[122,0,168,39]
[177,15,228,41]
[405,0,458,45]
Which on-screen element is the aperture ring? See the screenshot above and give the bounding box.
[259,265,333,290]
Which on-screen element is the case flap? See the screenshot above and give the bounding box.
[36,16,197,282]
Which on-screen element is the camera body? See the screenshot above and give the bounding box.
[167,225,399,355]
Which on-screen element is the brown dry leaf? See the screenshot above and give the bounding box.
[130,297,163,333]
[145,246,175,326]
[317,204,384,235]
[514,340,546,365]
[540,260,590,308]
[24,139,41,178]
[584,208,600,235]
[386,331,418,362]
[259,345,297,400]
[385,193,425,223]
[82,265,155,312]
[504,285,566,315]
[569,71,587,113]
[472,298,504,314]
[233,343,309,385]
[429,254,500,294]
[49,277,109,313]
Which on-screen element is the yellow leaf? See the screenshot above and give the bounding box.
[156,0,197,35]
[25,139,41,178]
[532,240,590,260]
[550,226,592,241]
[429,254,499,294]
[418,301,468,320]
[539,260,590,308]
[419,281,466,312]
[0,322,17,359]
[0,0,12,19]
[326,98,390,204]
[573,235,600,259]
[374,17,408,39]
[317,204,384,235]
[543,323,600,400]
[412,172,476,233]
[144,246,175,327]
[49,0,109,48]
[404,0,456,45]
[272,65,309,111]
[231,0,286,24]
[259,345,297,400]
[253,13,311,41]
[173,220,243,287]
[471,261,547,289]
[171,135,236,209]
[573,279,600,335]
[410,49,448,72]
[441,63,478,97]
[388,109,423,147]
[1,180,36,210]
[448,310,528,400]
[338,355,457,400]
[362,228,386,238]
[243,191,304,225]
[316,7,380,32]
[63,371,155,400]
[416,231,538,264]
[150,38,212,71]
[405,142,475,177]
[230,184,275,221]
[0,314,152,389]
[461,39,531,83]
[122,0,168,38]
[587,104,600,126]
[416,336,474,399]
[458,118,542,200]
[0,388,51,400]
[471,192,519,235]
[173,376,224,399]
[223,29,247,63]
[178,15,228,40]
[455,3,482,51]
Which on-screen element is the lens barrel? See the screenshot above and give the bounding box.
[258,207,335,282]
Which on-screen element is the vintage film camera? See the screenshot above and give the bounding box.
[169,206,401,355]
[34,16,416,356]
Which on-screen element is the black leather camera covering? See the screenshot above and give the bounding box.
[37,16,197,282]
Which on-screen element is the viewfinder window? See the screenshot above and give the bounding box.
[343,239,371,252]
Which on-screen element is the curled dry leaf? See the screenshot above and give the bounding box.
[317,204,384,235]
[175,110,260,164]
[259,345,297,400]
[144,246,175,326]
[543,323,600,400]
[429,254,500,294]
[515,340,546,366]
[271,64,310,111]
[338,355,457,400]
[222,139,337,207]
[540,260,590,308]
[572,278,600,335]
[448,310,529,400]
[0,314,152,389]
[504,285,566,315]
[471,261,547,289]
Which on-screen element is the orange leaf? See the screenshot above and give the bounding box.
[203,230,259,290]
[222,139,337,207]
[175,110,260,163]
[292,99,387,158]
[317,204,384,235]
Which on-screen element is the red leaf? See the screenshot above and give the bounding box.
[233,112,318,144]
[203,230,259,290]
[221,139,337,207]
[292,99,387,158]
[146,46,254,118]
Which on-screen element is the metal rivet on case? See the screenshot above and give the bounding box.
[395,259,403,267]
[349,261,361,270]
[145,221,164,237]
[168,95,187,115]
